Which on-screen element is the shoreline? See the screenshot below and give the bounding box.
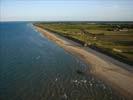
[34,25,133,99]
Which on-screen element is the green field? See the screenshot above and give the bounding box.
[35,22,133,65]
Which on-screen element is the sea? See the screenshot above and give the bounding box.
[0,22,126,100]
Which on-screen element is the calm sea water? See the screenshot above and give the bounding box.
[0,22,126,100]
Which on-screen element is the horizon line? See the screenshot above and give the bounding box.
[1,20,133,22]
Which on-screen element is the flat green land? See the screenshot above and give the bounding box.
[35,22,133,65]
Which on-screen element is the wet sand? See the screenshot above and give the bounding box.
[34,26,133,99]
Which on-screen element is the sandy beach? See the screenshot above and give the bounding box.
[35,26,133,99]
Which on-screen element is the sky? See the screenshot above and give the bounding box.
[0,0,133,21]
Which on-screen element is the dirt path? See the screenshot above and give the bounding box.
[35,26,133,99]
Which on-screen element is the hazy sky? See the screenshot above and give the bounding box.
[0,0,133,21]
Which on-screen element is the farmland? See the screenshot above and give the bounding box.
[35,22,133,65]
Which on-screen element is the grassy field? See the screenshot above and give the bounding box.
[34,22,133,65]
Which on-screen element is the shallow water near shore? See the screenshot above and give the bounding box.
[0,22,126,100]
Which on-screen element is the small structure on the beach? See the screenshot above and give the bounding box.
[84,43,88,47]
